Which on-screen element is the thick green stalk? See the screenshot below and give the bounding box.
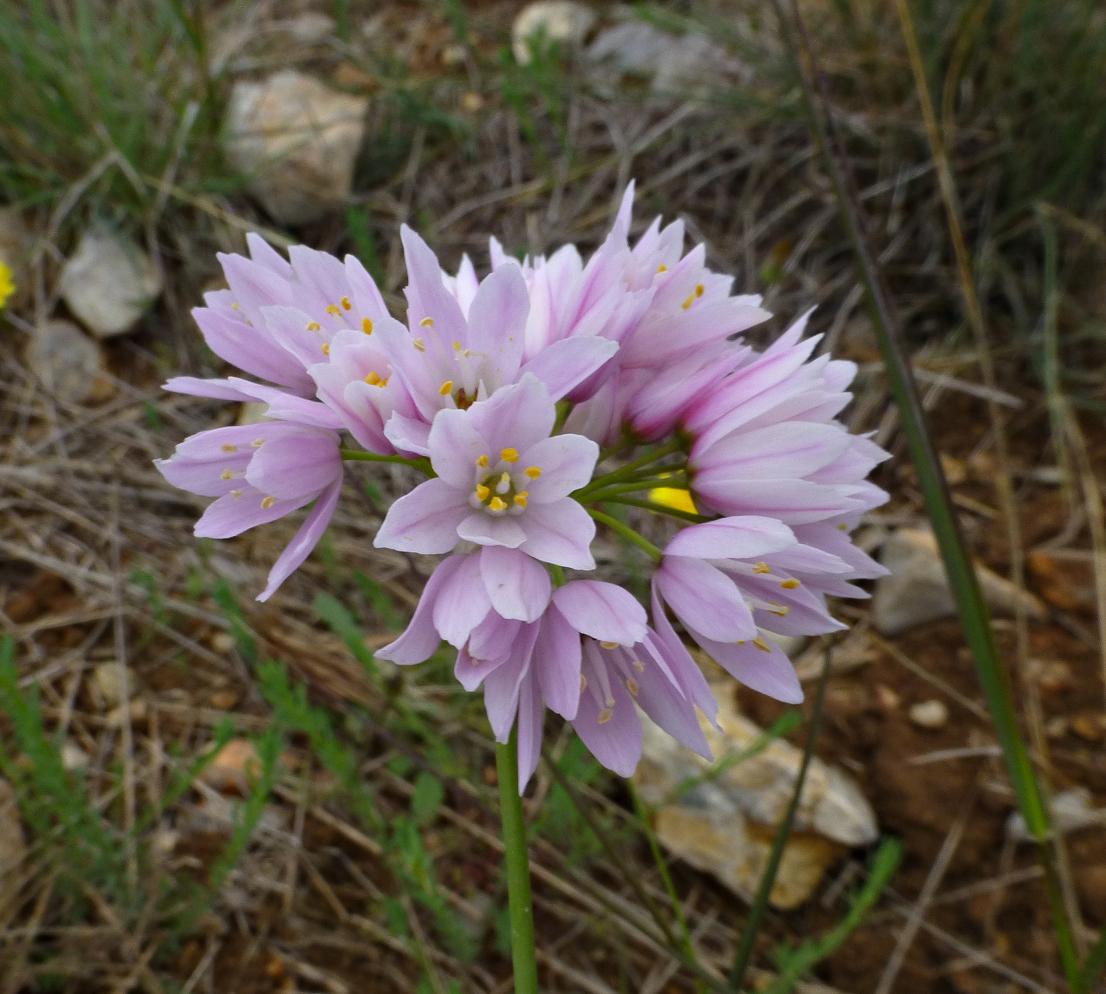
[340,448,433,475]
[776,1,1078,983]
[578,439,683,497]
[578,475,689,503]
[496,730,539,994]
[587,508,663,561]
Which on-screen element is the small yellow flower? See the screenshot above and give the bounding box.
[649,486,698,515]
[0,262,14,310]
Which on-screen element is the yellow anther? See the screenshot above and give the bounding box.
[580,674,588,692]
[626,678,640,697]
[597,708,613,725]
[251,438,264,447]
[325,304,341,316]
[364,371,386,386]
[753,562,772,574]
[340,295,352,311]
[419,316,434,328]
[488,496,507,512]
[513,493,528,508]
[439,379,454,396]
[229,489,243,499]
[261,496,276,509]
[599,641,619,650]
[306,321,322,331]
[780,578,801,590]
[362,317,374,334]
[768,605,791,617]
[475,484,491,501]
[752,637,772,653]
[657,263,668,273]
[220,444,238,453]
[525,466,542,479]
[501,447,519,463]
[695,283,705,297]
[452,341,463,351]
[838,522,850,531]
[477,453,490,468]
[413,338,426,352]
[230,302,240,310]
[681,294,695,310]
[632,658,645,673]
[220,468,235,480]
[321,342,331,355]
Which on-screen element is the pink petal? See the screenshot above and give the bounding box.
[655,558,756,642]
[521,434,600,503]
[483,625,540,741]
[456,512,527,549]
[257,477,342,601]
[533,607,582,720]
[573,646,641,776]
[696,422,852,480]
[244,431,340,500]
[479,546,552,622]
[378,555,469,664]
[518,336,618,401]
[649,585,719,727]
[693,477,865,525]
[693,634,804,704]
[163,376,258,402]
[552,581,647,645]
[518,499,596,569]
[192,306,312,392]
[516,671,544,793]
[374,478,466,554]
[664,516,796,561]
[465,264,528,383]
[466,375,556,458]
[400,225,468,343]
[194,489,312,539]
[428,408,489,487]
[384,412,432,456]
[634,648,712,759]
[432,552,491,647]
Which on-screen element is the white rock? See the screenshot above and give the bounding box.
[512,1,596,64]
[91,662,131,707]
[59,228,162,338]
[634,688,878,908]
[0,779,26,887]
[25,319,108,403]
[587,20,735,94]
[224,71,368,225]
[61,741,90,771]
[872,527,1046,635]
[908,698,948,730]
[1007,787,1106,842]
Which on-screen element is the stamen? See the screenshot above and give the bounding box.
[261,496,276,509]
[752,637,772,653]
[500,447,519,463]
[681,293,695,310]
[476,454,489,468]
[767,605,791,617]
[626,677,639,697]
[413,338,426,352]
[631,659,645,673]
[364,370,386,386]
[525,466,541,479]
[513,493,528,508]
[220,444,238,453]
[220,469,235,480]
[229,489,242,498]
[306,321,322,331]
[362,317,374,334]
[838,523,850,531]
[656,263,668,273]
[488,496,507,512]
[597,708,613,725]
[599,641,619,650]
[325,304,341,316]
[695,283,705,297]
[439,379,454,396]
[780,578,801,589]
[753,562,772,574]
[251,438,265,447]
[419,316,434,328]
[452,341,462,351]
[321,342,330,356]
[340,295,352,311]
[475,484,491,501]
[580,674,587,692]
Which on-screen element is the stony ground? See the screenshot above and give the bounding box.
[1,2,1105,993]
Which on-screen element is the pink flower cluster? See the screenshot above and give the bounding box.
[157,186,888,789]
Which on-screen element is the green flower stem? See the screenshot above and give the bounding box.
[340,449,433,475]
[604,496,711,524]
[496,730,539,994]
[581,439,683,496]
[587,508,663,561]
[579,476,689,504]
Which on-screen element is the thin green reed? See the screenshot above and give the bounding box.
[774,0,1082,985]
